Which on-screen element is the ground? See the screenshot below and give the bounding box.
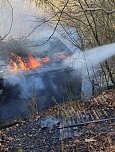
[0,89,115,152]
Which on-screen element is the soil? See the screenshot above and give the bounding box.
[0,89,115,152]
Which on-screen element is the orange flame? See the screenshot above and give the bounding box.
[7,51,66,72]
[7,51,50,72]
[9,59,18,71]
[8,51,26,70]
[26,52,41,69]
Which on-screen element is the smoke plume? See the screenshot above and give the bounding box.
[64,43,115,72]
[0,0,115,100]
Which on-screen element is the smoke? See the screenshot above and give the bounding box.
[0,0,78,50]
[0,0,51,39]
[0,0,76,100]
[64,43,115,98]
[0,0,115,100]
[64,43,115,72]
[3,71,45,98]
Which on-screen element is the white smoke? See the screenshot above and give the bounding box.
[3,70,45,98]
[0,0,115,100]
[0,0,77,100]
[64,43,115,71]
[0,0,51,39]
[64,43,115,98]
[0,0,78,50]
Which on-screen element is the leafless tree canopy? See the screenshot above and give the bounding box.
[32,0,115,87]
[32,0,115,49]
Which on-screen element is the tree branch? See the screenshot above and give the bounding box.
[0,0,14,41]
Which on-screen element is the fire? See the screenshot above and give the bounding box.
[7,51,67,72]
[27,53,41,69]
[9,59,18,71]
[8,51,26,71]
[7,51,50,72]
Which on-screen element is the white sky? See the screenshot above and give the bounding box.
[0,0,43,39]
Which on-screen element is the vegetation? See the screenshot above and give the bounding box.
[31,0,115,89]
[0,1,115,151]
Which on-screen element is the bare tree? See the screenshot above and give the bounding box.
[31,0,115,88]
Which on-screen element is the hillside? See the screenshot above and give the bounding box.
[0,89,115,152]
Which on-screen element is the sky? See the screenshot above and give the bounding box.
[0,0,42,39]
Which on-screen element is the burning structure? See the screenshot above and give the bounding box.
[0,38,82,121]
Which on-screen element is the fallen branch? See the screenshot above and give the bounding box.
[58,117,115,129]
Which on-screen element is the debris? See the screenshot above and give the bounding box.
[0,89,115,152]
[85,138,97,142]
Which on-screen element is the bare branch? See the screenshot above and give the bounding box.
[32,0,69,46]
[0,0,14,41]
[81,7,115,14]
